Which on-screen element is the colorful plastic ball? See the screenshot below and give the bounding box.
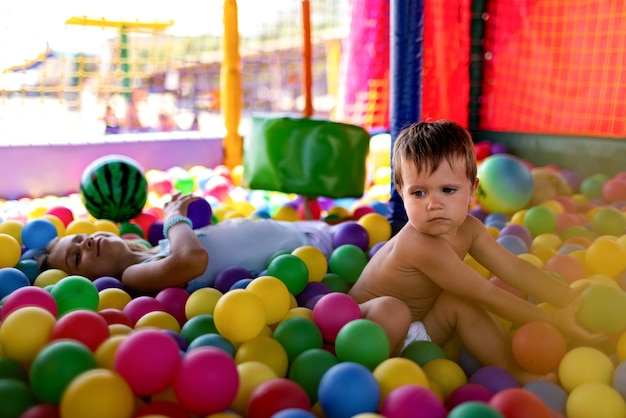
[603,177,626,203]
[468,366,519,393]
[19,403,61,418]
[1,283,58,322]
[295,281,332,307]
[496,234,528,255]
[357,213,391,249]
[93,276,124,291]
[214,266,252,294]
[114,328,181,396]
[46,206,74,227]
[50,275,99,316]
[94,334,127,370]
[475,155,533,215]
[488,387,551,418]
[584,238,626,277]
[213,289,266,343]
[580,173,609,201]
[234,336,289,378]
[98,307,133,327]
[187,333,235,356]
[134,310,181,332]
[332,221,370,251]
[0,268,30,300]
[334,319,390,370]
[185,287,222,318]
[0,306,57,365]
[247,377,310,418]
[122,295,166,326]
[0,357,28,382]
[373,357,429,403]
[523,380,567,415]
[272,409,317,418]
[448,401,505,418]
[134,400,191,418]
[318,362,380,418]
[59,368,134,418]
[188,198,213,229]
[33,269,66,288]
[292,245,328,282]
[230,361,278,415]
[173,347,239,415]
[543,253,585,285]
[51,309,111,351]
[155,287,190,327]
[0,234,21,268]
[446,383,494,410]
[328,244,368,284]
[567,382,626,418]
[267,254,309,296]
[523,206,557,237]
[321,272,350,293]
[400,339,446,366]
[98,288,132,311]
[246,276,291,325]
[180,314,218,344]
[272,316,323,364]
[0,378,37,418]
[21,218,58,250]
[288,348,339,404]
[612,360,626,400]
[511,321,567,374]
[381,385,446,418]
[0,220,24,244]
[29,339,97,403]
[79,155,148,222]
[422,358,468,399]
[592,207,626,237]
[576,283,626,333]
[311,292,362,343]
[558,346,614,393]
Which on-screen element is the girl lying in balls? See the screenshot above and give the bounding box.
[37,192,335,294]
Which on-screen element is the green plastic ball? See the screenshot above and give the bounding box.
[328,244,368,284]
[273,316,323,364]
[334,319,389,370]
[289,348,339,404]
[266,254,309,296]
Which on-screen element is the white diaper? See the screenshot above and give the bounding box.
[402,321,432,351]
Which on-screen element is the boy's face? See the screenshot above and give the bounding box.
[397,156,478,237]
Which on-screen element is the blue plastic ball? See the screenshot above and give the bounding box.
[21,219,58,250]
[476,155,533,214]
[318,362,380,418]
[0,268,30,300]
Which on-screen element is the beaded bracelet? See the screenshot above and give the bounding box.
[163,216,193,239]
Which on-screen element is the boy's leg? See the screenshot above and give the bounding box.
[358,296,412,356]
[422,291,541,384]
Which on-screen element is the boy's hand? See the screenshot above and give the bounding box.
[552,286,607,345]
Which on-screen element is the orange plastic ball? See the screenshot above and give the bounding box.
[511,321,567,374]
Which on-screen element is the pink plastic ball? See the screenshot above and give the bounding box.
[173,347,239,415]
[381,385,447,418]
[352,205,375,220]
[156,287,190,327]
[603,177,626,203]
[114,328,181,396]
[312,292,362,343]
[0,285,58,320]
[51,309,110,351]
[122,296,166,326]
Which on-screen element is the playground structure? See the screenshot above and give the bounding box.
[1,1,626,208]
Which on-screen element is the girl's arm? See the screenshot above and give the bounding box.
[122,193,209,293]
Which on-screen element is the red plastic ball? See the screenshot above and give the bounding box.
[603,177,626,203]
[45,206,74,227]
[489,387,552,418]
[247,378,311,418]
[98,308,134,328]
[511,321,567,375]
[51,309,110,351]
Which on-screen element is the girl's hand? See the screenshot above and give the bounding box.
[164,192,201,221]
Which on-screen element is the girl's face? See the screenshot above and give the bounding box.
[47,232,136,280]
[398,156,478,238]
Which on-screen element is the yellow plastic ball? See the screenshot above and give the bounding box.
[94,335,127,370]
[422,358,468,399]
[230,361,277,415]
[585,238,626,277]
[485,225,500,238]
[185,287,223,319]
[518,253,544,268]
[531,247,557,265]
[34,268,68,287]
[134,311,181,332]
[231,165,244,187]
[615,331,626,362]
[292,246,328,282]
[60,369,135,418]
[42,214,66,237]
[358,213,392,248]
[0,220,24,244]
[234,335,289,377]
[538,199,565,215]
[97,288,132,311]
[282,307,313,321]
[0,306,56,365]
[558,346,614,393]
[509,209,527,225]
[109,324,133,336]
[27,206,48,221]
[373,357,429,403]
[566,382,626,418]
[0,233,21,268]
[214,289,267,343]
[233,200,256,218]
[94,219,120,235]
[327,206,350,219]
[531,233,563,251]
[246,276,292,325]
[66,219,97,235]
[272,205,300,222]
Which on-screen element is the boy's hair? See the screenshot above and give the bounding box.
[392,120,477,190]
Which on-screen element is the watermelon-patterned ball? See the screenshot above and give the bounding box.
[79,155,148,223]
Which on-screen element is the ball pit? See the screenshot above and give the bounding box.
[2,156,626,418]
